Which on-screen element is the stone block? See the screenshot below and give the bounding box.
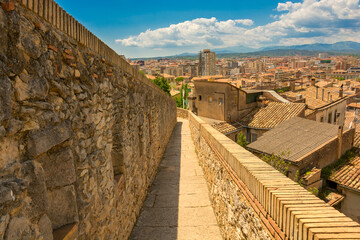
[20,161,49,217]
[14,76,30,101]
[6,119,24,136]
[20,31,43,59]
[0,136,19,170]
[0,75,12,123]
[4,217,31,240]
[47,185,78,230]
[38,148,76,188]
[38,214,53,240]
[28,122,71,157]
[0,214,9,239]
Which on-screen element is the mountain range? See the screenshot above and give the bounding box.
[132,41,360,60]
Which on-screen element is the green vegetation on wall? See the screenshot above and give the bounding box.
[261,151,291,176]
[321,148,357,179]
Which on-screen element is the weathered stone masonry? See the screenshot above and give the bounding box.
[177,108,360,240]
[0,1,176,239]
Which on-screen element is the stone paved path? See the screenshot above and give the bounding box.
[130,119,222,240]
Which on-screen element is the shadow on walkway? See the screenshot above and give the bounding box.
[130,119,222,240]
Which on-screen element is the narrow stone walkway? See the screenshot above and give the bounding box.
[130,119,222,240]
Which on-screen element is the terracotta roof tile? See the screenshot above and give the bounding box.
[282,86,342,109]
[248,102,306,129]
[330,156,360,191]
[211,121,243,135]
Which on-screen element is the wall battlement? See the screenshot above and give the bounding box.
[177,108,360,240]
[11,0,168,97]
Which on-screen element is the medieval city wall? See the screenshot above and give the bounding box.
[0,1,176,239]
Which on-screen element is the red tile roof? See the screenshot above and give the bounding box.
[248,102,306,129]
[211,121,243,135]
[330,156,360,191]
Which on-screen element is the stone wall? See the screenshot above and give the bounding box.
[0,1,176,239]
[180,110,360,240]
[176,108,189,119]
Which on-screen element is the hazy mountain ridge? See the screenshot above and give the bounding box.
[260,41,360,52]
[131,41,360,60]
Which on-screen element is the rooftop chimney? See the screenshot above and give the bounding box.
[311,78,316,86]
[257,95,266,108]
[290,81,295,91]
[339,84,344,98]
[338,126,343,159]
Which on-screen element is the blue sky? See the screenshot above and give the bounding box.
[56,0,360,58]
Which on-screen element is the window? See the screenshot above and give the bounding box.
[334,110,337,124]
[320,116,324,122]
[219,98,223,105]
[198,95,202,101]
[208,96,213,103]
[328,112,332,124]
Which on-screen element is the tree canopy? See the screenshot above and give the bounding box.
[152,77,171,95]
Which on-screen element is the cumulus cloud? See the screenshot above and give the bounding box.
[116,17,254,48]
[116,0,360,50]
[277,1,301,11]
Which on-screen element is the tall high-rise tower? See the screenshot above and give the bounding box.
[198,49,216,76]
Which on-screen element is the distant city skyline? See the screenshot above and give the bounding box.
[56,0,360,58]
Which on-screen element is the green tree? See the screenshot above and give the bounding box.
[175,77,184,82]
[237,132,248,148]
[152,77,171,95]
[174,95,182,108]
[176,83,189,109]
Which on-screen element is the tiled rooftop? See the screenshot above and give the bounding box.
[247,117,340,162]
[330,156,360,192]
[248,102,305,129]
[211,121,243,135]
[282,86,343,109]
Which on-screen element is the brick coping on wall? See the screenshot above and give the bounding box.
[177,108,360,240]
[8,0,172,100]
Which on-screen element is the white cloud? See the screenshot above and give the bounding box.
[116,17,254,48]
[116,0,360,50]
[277,1,301,11]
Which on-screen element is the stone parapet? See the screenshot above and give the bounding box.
[177,108,189,119]
[11,0,168,98]
[181,110,360,240]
